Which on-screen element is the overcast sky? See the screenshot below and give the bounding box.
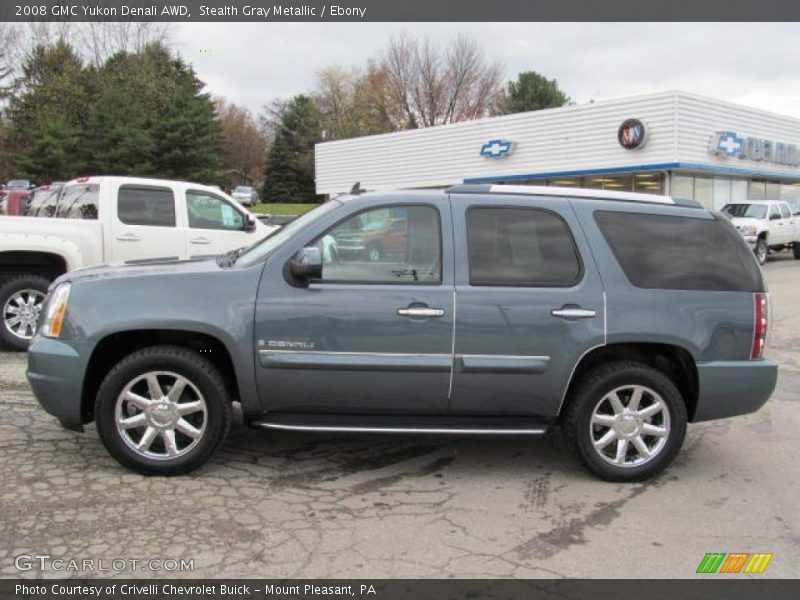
[173,22,800,118]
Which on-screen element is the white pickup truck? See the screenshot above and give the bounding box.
[0,176,276,349]
[721,199,800,265]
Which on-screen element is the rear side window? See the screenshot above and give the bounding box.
[594,211,763,292]
[779,203,791,219]
[118,186,176,227]
[58,184,99,220]
[467,207,582,287]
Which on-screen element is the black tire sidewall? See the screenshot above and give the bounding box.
[565,363,687,482]
[94,346,231,475]
[0,275,51,351]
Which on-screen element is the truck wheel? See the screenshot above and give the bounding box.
[0,274,51,351]
[755,239,768,265]
[793,244,800,260]
[562,361,687,482]
[94,345,232,476]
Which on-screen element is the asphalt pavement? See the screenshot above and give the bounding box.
[0,256,798,578]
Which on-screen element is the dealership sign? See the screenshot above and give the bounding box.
[617,119,647,150]
[480,139,514,158]
[710,131,800,166]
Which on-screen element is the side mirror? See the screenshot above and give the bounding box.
[244,216,257,232]
[289,247,323,282]
[769,213,781,221]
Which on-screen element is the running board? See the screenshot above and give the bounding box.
[249,414,550,436]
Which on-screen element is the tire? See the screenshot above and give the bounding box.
[562,361,687,482]
[755,238,768,265]
[94,345,232,476]
[0,274,51,351]
[367,243,383,263]
[793,244,800,260]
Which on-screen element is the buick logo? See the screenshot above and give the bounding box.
[618,119,647,150]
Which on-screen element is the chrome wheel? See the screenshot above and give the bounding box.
[115,371,207,461]
[756,241,768,264]
[3,288,45,340]
[590,384,670,468]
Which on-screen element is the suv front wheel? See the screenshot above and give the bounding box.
[562,361,687,482]
[95,345,232,475]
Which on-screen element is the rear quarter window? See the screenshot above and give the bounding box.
[594,210,763,292]
[58,184,99,220]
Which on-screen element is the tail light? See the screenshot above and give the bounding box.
[751,292,769,360]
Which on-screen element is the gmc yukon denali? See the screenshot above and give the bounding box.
[26,185,778,481]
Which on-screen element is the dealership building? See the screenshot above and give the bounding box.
[315,91,800,211]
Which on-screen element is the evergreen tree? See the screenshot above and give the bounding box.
[8,41,91,182]
[262,95,321,203]
[491,71,570,116]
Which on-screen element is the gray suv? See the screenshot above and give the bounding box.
[27,184,777,481]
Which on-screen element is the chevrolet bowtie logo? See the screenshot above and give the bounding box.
[480,139,514,158]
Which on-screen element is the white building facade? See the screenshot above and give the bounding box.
[315,91,800,211]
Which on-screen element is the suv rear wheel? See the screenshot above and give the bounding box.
[562,361,687,482]
[94,345,231,475]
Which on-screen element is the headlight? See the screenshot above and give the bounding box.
[741,225,758,236]
[40,283,71,338]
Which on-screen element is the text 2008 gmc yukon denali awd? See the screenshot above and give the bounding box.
[26,184,777,481]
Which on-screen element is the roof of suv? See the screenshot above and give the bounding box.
[447,183,703,208]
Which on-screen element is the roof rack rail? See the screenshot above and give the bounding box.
[446,183,702,208]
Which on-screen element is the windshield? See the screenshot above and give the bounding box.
[7,180,29,189]
[722,203,767,219]
[234,186,252,193]
[235,200,341,268]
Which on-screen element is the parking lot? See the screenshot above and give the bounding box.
[0,257,798,579]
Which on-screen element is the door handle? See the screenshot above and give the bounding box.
[397,307,445,318]
[551,307,596,319]
[116,234,141,242]
[190,237,211,244]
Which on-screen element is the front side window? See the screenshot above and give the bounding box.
[187,191,245,231]
[467,207,582,287]
[311,205,441,283]
[58,184,99,220]
[117,186,176,227]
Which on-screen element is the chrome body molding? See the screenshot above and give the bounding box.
[259,349,551,375]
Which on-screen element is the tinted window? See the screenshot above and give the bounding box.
[779,203,791,219]
[312,205,441,283]
[594,211,763,292]
[467,207,581,287]
[58,184,99,220]
[186,191,245,230]
[721,203,766,219]
[117,186,176,227]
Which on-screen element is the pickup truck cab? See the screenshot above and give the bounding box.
[27,185,777,481]
[0,176,276,350]
[721,200,800,264]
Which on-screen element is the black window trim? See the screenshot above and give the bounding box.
[465,204,585,288]
[296,202,445,287]
[186,188,248,231]
[117,184,177,228]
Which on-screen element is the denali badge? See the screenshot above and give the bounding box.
[263,340,316,349]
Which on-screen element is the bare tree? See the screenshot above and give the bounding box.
[379,33,503,129]
[216,97,268,185]
[77,22,173,67]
